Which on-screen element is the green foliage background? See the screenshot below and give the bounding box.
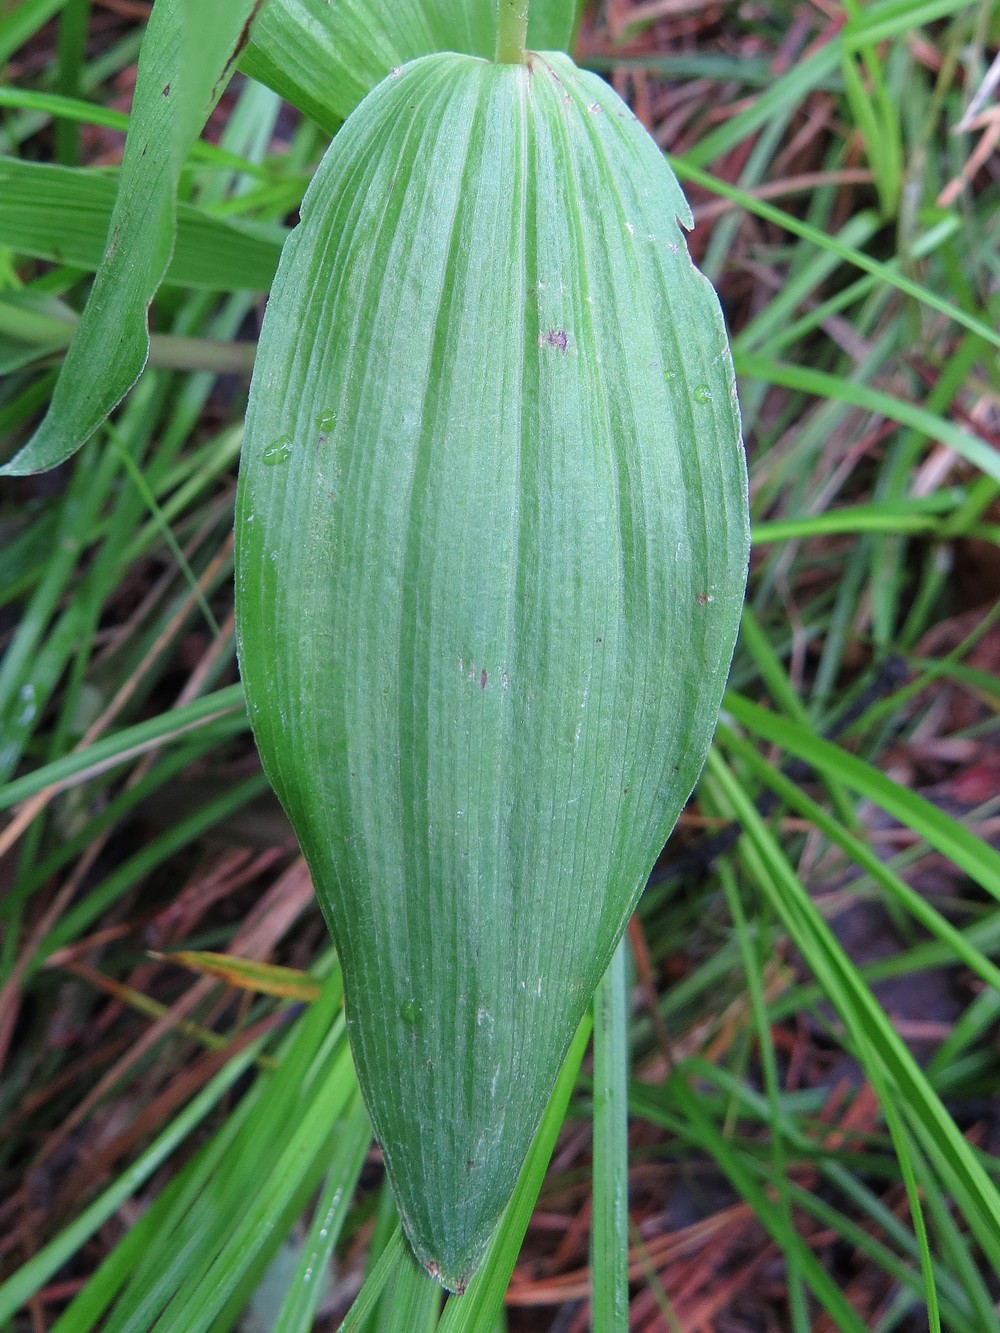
[1,0,999,1329]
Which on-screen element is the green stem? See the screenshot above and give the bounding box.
[495,0,529,64]
[0,302,257,375]
[592,937,630,1332]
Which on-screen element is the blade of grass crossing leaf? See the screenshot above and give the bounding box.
[705,750,1000,1274]
[438,1017,592,1332]
[592,937,629,1332]
[272,1100,372,1333]
[0,156,285,290]
[0,87,274,176]
[723,693,1000,901]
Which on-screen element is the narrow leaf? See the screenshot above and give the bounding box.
[153,950,322,1001]
[592,939,630,1331]
[1,0,262,476]
[725,693,1000,901]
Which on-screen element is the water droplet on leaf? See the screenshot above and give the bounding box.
[262,436,293,466]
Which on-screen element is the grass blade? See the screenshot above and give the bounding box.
[592,938,630,1332]
[1,0,261,475]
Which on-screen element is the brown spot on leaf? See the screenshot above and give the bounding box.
[161,83,171,97]
[479,669,488,690]
[212,0,266,102]
[538,328,568,352]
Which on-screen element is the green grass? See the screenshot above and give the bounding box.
[2,0,1000,1327]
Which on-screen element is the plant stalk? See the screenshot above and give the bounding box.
[496,0,529,64]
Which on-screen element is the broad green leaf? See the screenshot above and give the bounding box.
[240,0,583,132]
[0,157,285,290]
[236,50,748,1289]
[1,0,261,476]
